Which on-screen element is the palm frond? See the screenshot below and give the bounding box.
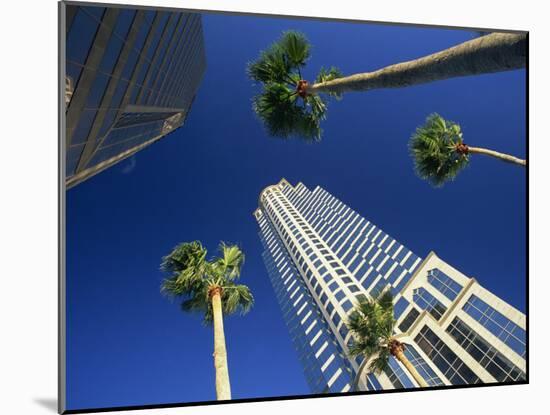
[252,83,321,141]
[160,241,209,298]
[180,291,208,314]
[346,291,396,362]
[215,242,244,280]
[368,349,391,374]
[249,31,328,141]
[160,241,206,275]
[247,43,291,84]
[348,335,379,358]
[306,95,327,120]
[222,282,254,316]
[278,31,311,68]
[409,113,469,187]
[160,240,254,325]
[315,66,343,99]
[377,290,394,315]
[181,283,214,325]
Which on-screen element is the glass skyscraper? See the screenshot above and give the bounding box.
[63,3,206,188]
[255,179,526,393]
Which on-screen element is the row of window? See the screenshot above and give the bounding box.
[265,190,367,377]
[415,326,482,385]
[260,220,343,393]
[446,317,526,382]
[463,295,526,358]
[427,268,463,300]
[273,185,423,308]
[413,287,448,320]
[259,214,354,393]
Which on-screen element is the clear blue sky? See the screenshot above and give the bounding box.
[66,11,526,410]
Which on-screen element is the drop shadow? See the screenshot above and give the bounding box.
[34,398,57,413]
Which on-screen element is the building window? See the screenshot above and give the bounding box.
[341,300,353,313]
[348,285,360,293]
[384,356,415,389]
[403,344,444,386]
[338,325,348,340]
[427,268,463,300]
[462,295,526,358]
[369,278,388,298]
[366,373,382,391]
[393,296,410,320]
[412,287,447,320]
[415,326,481,385]
[335,290,346,302]
[398,307,420,333]
[446,317,525,382]
[355,294,367,303]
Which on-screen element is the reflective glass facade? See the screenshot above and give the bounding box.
[463,295,527,358]
[415,326,482,385]
[255,179,526,393]
[446,318,526,382]
[64,4,206,188]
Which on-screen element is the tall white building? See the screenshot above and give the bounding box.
[254,179,526,393]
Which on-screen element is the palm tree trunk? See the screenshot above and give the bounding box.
[307,33,526,95]
[394,350,429,388]
[211,289,232,400]
[468,146,526,166]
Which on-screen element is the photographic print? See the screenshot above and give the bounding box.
[60,1,527,412]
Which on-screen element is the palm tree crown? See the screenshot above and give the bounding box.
[248,31,342,141]
[347,290,397,374]
[409,113,469,187]
[348,290,430,388]
[160,241,254,323]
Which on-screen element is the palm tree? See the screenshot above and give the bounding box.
[347,291,429,389]
[248,31,526,140]
[248,31,342,140]
[409,113,526,187]
[160,241,254,401]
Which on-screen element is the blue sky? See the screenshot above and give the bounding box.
[66,11,526,410]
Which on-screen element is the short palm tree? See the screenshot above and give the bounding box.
[347,291,429,389]
[160,241,254,401]
[248,31,526,141]
[409,113,526,187]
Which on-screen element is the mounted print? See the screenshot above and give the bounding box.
[59,1,528,413]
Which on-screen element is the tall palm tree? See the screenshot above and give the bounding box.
[248,31,526,140]
[160,241,254,401]
[248,31,342,140]
[409,113,526,187]
[347,291,429,389]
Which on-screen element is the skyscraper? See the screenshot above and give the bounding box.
[63,3,206,188]
[254,179,526,393]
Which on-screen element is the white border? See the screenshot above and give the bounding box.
[1,0,546,414]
